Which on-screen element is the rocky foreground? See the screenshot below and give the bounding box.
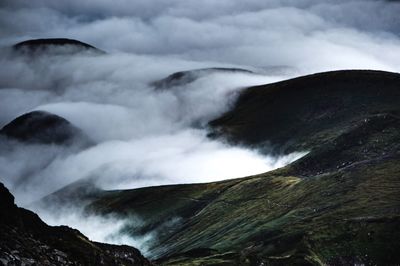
[0,182,151,266]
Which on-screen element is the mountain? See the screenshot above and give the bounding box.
[12,38,104,55]
[0,182,151,266]
[42,69,400,265]
[210,70,400,154]
[152,67,254,89]
[0,111,92,146]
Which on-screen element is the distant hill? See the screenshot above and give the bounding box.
[13,38,104,55]
[0,111,92,146]
[210,70,400,153]
[152,67,254,89]
[0,182,151,265]
[42,69,400,265]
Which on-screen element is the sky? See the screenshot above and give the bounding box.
[0,0,399,255]
[1,0,400,71]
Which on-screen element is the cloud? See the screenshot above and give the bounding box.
[34,205,159,256]
[1,0,400,71]
[0,48,291,203]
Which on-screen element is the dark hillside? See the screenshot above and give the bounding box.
[0,182,151,265]
[0,111,92,146]
[152,67,254,89]
[210,70,400,153]
[13,38,104,55]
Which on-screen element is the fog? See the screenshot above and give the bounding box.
[0,0,399,256]
[0,51,300,202]
[0,50,306,253]
[37,206,162,256]
[1,0,400,71]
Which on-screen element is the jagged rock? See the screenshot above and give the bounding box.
[0,182,152,266]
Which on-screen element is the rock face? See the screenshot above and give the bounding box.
[0,111,92,146]
[0,182,152,266]
[68,70,400,265]
[13,38,104,55]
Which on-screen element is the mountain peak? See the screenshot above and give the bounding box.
[13,38,104,55]
[0,111,92,145]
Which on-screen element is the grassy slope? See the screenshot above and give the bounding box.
[210,70,400,153]
[71,70,399,265]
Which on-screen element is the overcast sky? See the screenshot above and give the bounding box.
[1,0,400,72]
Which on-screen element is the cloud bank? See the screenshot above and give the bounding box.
[0,50,304,252]
[1,0,400,72]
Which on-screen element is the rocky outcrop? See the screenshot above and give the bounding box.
[0,182,151,266]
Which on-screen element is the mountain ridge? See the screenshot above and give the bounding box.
[40,69,400,265]
[210,69,400,153]
[12,38,105,55]
[0,110,92,146]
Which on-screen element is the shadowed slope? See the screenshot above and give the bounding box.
[0,182,151,265]
[210,70,400,153]
[87,120,400,265]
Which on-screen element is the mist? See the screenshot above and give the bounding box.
[1,0,400,71]
[0,50,297,202]
[0,50,306,252]
[36,206,161,256]
[1,0,400,256]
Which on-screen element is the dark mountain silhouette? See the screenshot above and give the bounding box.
[152,67,254,89]
[0,182,151,266]
[13,38,104,55]
[45,70,400,265]
[0,111,92,146]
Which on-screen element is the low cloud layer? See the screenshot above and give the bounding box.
[0,50,296,201]
[0,50,307,253]
[0,0,399,255]
[1,0,400,72]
